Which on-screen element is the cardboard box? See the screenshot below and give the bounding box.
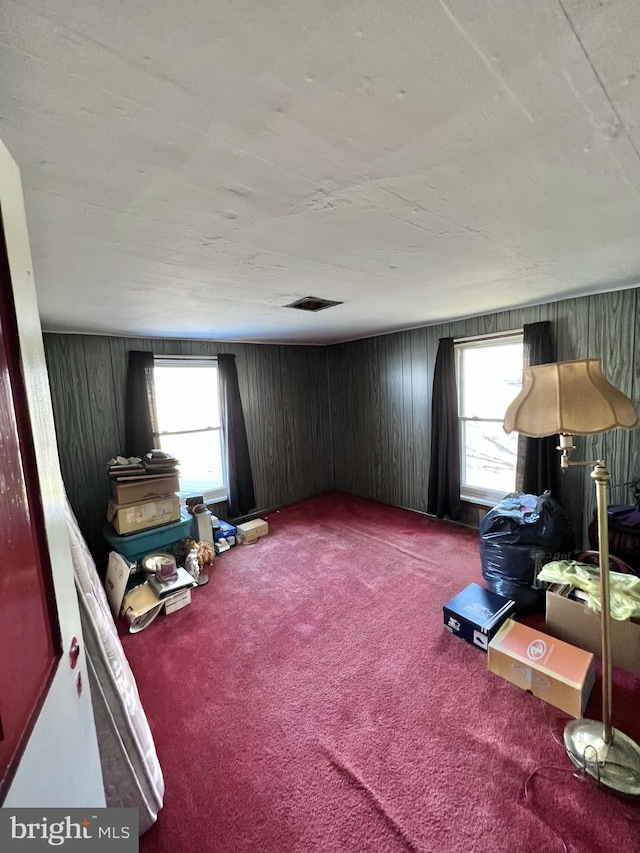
[443,583,516,651]
[121,582,163,633]
[488,619,595,718]
[107,495,181,535]
[163,587,192,615]
[111,474,180,506]
[546,586,640,677]
[104,551,134,619]
[237,518,269,544]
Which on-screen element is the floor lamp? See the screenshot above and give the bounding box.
[503,358,640,796]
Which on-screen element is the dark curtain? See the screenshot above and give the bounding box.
[427,338,461,520]
[125,351,157,459]
[517,321,559,497]
[217,354,256,518]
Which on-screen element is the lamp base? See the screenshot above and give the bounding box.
[564,718,640,796]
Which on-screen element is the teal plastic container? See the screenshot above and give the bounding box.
[103,509,196,562]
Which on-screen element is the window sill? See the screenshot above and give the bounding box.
[460,488,508,508]
[177,485,227,505]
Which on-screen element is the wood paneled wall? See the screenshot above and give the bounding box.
[44,287,640,564]
[43,334,333,561]
[328,288,640,548]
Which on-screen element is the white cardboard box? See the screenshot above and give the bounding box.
[163,587,192,615]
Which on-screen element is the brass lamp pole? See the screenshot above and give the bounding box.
[504,359,640,796]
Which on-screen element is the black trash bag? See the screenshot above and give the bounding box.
[479,491,575,612]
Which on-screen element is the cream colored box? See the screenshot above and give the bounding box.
[237,518,269,543]
[107,495,181,535]
[163,587,192,615]
[111,473,180,505]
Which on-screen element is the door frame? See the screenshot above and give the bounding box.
[0,138,105,806]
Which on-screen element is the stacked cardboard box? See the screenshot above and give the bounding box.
[106,453,181,535]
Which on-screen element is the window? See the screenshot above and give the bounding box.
[455,334,523,505]
[152,358,226,502]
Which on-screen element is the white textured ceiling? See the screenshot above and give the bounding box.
[2,0,640,344]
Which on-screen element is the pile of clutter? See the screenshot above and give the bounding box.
[104,527,222,634]
[103,450,270,634]
[185,495,239,556]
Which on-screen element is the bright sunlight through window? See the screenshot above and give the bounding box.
[456,335,523,505]
[153,359,226,502]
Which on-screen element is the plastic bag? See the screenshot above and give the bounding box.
[479,491,575,612]
[537,560,640,620]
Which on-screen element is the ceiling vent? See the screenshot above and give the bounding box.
[285,296,343,312]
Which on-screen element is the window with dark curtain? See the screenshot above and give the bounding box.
[427,337,461,520]
[125,350,157,459]
[517,321,559,497]
[217,354,256,518]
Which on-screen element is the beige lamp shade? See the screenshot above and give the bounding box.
[503,359,638,438]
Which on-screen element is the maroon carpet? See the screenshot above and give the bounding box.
[122,492,640,852]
